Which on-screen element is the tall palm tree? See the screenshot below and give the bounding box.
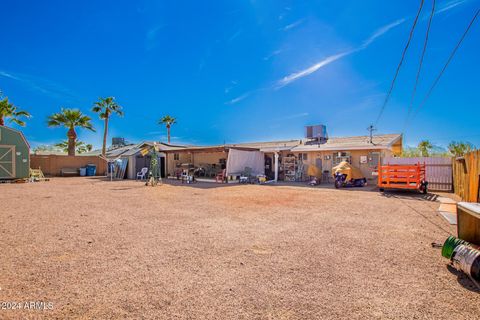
[47,108,95,156]
[0,97,31,126]
[158,115,176,144]
[92,97,124,156]
[417,140,433,157]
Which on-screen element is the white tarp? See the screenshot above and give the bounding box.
[226,149,265,176]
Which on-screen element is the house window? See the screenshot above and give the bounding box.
[298,153,308,161]
[333,151,351,165]
[173,153,180,161]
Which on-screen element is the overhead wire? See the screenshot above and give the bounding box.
[374,0,425,126]
[409,7,480,123]
[403,0,436,133]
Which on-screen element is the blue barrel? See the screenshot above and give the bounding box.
[86,164,96,176]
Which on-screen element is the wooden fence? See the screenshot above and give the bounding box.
[453,150,480,202]
[30,155,107,176]
[383,156,453,191]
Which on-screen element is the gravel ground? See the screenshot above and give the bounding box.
[0,177,478,319]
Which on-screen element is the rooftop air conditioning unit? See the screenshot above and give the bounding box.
[112,137,126,147]
[305,125,327,143]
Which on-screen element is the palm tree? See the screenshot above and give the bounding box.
[158,115,176,144]
[47,108,95,156]
[417,140,433,157]
[0,97,31,126]
[55,140,93,154]
[92,97,123,156]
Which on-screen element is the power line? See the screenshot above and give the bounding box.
[374,0,425,126]
[403,0,436,133]
[410,7,480,122]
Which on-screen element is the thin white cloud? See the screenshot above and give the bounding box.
[226,92,252,105]
[264,49,286,61]
[276,19,406,88]
[276,51,353,88]
[274,112,310,121]
[361,19,406,48]
[281,18,305,31]
[146,24,165,51]
[436,0,468,14]
[228,29,242,42]
[0,70,79,100]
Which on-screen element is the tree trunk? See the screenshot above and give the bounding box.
[67,127,77,156]
[0,116,4,126]
[167,125,171,144]
[102,116,109,156]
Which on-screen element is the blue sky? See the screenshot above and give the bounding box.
[1,0,479,149]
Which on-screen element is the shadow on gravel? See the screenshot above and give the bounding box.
[446,264,480,294]
[380,190,438,202]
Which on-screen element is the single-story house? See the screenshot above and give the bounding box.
[164,134,402,182]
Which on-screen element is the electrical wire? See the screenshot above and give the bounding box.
[374,0,425,126]
[410,8,480,122]
[403,0,436,133]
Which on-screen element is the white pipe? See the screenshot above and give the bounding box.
[274,152,279,182]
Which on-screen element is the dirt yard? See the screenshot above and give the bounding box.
[0,178,478,319]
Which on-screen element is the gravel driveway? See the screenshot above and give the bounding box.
[0,178,478,319]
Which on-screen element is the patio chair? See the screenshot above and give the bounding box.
[215,169,226,183]
[136,167,148,180]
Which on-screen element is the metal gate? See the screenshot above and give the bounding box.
[383,157,453,191]
[0,145,15,179]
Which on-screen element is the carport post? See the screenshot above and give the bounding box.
[274,152,279,182]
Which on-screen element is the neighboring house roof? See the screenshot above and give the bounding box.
[227,139,301,149]
[291,134,402,152]
[167,140,302,153]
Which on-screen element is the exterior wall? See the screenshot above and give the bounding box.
[391,138,403,156]
[191,151,227,166]
[166,152,192,176]
[30,155,107,176]
[166,151,228,176]
[296,149,392,181]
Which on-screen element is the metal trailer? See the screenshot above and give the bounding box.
[378,162,428,193]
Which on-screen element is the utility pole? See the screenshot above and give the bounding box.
[367,125,376,144]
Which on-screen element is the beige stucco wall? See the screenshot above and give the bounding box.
[295,149,392,180]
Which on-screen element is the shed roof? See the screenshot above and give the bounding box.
[1,126,30,148]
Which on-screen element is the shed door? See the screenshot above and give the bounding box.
[0,145,15,178]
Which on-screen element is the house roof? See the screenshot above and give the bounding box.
[291,134,402,152]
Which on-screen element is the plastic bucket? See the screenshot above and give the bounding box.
[79,167,87,176]
[86,164,96,176]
